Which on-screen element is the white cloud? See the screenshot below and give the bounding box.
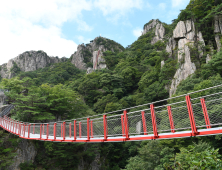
[94,0,143,23]
[0,0,92,65]
[133,28,143,37]
[172,0,189,8]
[77,20,93,32]
[159,3,166,10]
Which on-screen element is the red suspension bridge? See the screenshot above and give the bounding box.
[1,85,222,142]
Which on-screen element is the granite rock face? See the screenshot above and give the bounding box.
[170,45,196,96]
[214,15,222,34]
[166,38,176,57]
[215,34,222,52]
[168,19,203,97]
[0,91,6,106]
[151,22,165,45]
[7,139,37,170]
[142,19,165,45]
[71,45,88,70]
[142,19,158,35]
[71,37,123,72]
[173,21,187,39]
[0,51,66,79]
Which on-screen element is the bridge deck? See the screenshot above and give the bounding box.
[2,84,222,142]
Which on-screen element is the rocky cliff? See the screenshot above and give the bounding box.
[0,51,67,79]
[70,36,124,73]
[142,17,222,97]
[168,17,222,96]
[7,139,37,170]
[143,19,165,45]
[169,19,198,96]
[214,15,222,52]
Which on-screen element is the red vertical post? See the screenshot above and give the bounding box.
[13,121,15,134]
[17,123,19,135]
[69,123,71,138]
[33,124,35,134]
[23,124,25,137]
[103,115,107,140]
[87,118,90,141]
[91,120,93,138]
[46,124,49,140]
[61,123,63,138]
[74,120,76,141]
[186,95,198,135]
[40,124,42,139]
[121,115,125,137]
[123,110,129,139]
[42,124,44,136]
[8,119,10,131]
[150,104,158,138]
[167,106,175,133]
[54,123,56,140]
[28,125,30,138]
[63,122,66,141]
[18,123,20,136]
[79,122,81,138]
[141,111,148,135]
[200,98,211,129]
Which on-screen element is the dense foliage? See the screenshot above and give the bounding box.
[0,0,222,169]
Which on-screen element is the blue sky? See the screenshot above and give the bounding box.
[0,0,190,65]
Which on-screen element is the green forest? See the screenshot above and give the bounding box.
[1,0,222,169]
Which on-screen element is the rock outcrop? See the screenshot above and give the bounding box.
[0,51,67,79]
[214,15,222,34]
[7,139,37,170]
[173,21,187,39]
[142,19,165,45]
[0,91,6,106]
[71,36,123,72]
[215,34,221,52]
[214,15,222,51]
[170,45,196,95]
[166,38,176,57]
[142,19,158,35]
[168,19,204,97]
[151,23,165,44]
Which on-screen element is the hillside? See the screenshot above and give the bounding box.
[1,0,222,169]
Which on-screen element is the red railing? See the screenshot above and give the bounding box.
[1,85,222,142]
